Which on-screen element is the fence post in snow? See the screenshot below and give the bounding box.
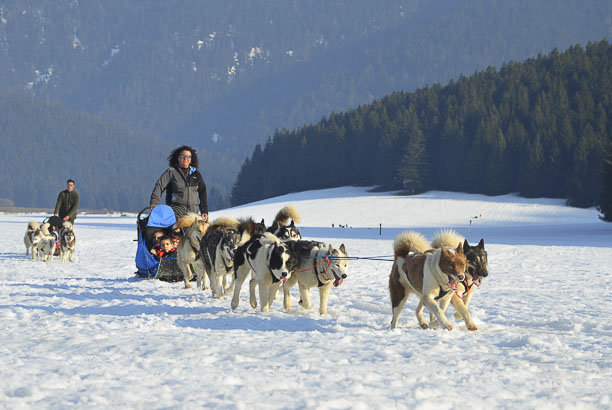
[379,223,382,236]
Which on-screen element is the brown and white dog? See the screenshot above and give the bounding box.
[24,221,43,259]
[174,213,210,289]
[389,231,467,330]
[429,229,488,331]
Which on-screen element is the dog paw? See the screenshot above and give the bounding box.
[185,284,192,289]
[420,323,429,329]
[468,326,478,331]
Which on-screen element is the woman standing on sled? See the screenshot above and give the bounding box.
[149,145,209,222]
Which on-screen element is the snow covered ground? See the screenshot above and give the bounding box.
[1,187,611,409]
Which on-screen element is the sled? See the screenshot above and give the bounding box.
[134,205,184,282]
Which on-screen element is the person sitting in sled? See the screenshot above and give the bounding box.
[150,235,176,259]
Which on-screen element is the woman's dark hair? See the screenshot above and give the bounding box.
[168,145,199,168]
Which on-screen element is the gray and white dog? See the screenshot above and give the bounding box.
[24,221,43,259]
[282,240,349,315]
[60,221,76,262]
[199,217,242,298]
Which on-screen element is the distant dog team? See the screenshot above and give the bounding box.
[24,220,76,262]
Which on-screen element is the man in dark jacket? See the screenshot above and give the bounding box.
[54,179,80,224]
[150,146,208,221]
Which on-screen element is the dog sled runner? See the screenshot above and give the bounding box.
[135,205,183,281]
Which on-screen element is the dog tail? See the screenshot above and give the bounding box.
[210,217,240,231]
[173,213,206,229]
[430,229,465,249]
[274,205,301,225]
[393,231,429,258]
[27,221,40,231]
[237,217,256,245]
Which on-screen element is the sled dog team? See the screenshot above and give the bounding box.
[23,206,489,330]
[168,205,489,330]
[24,220,76,263]
[170,206,349,316]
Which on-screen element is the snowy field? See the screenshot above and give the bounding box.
[1,187,611,409]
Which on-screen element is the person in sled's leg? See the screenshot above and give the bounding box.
[149,145,209,222]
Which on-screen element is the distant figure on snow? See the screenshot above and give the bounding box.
[54,179,80,224]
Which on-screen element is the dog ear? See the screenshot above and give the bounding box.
[339,243,346,254]
[463,239,470,254]
[328,244,333,253]
[289,220,295,227]
[260,219,265,225]
[478,238,485,249]
[455,243,464,254]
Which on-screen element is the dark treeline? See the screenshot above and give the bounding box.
[0,88,233,211]
[2,0,611,200]
[232,40,612,208]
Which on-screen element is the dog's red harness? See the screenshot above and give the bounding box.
[295,256,331,279]
[455,279,471,300]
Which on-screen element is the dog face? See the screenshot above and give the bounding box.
[220,229,240,260]
[463,238,488,286]
[269,220,302,242]
[267,242,293,283]
[438,244,467,287]
[62,229,76,247]
[277,220,302,242]
[327,243,348,287]
[27,229,43,247]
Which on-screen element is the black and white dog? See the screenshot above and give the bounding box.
[231,232,295,313]
[199,217,242,298]
[282,240,349,315]
[267,205,302,242]
[60,222,76,262]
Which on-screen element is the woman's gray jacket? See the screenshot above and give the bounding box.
[150,166,208,218]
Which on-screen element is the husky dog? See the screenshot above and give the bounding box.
[231,232,294,313]
[237,217,267,246]
[430,230,488,330]
[199,217,242,298]
[389,231,467,330]
[267,205,302,242]
[60,224,76,262]
[174,213,210,289]
[24,221,43,259]
[282,241,348,315]
[37,234,57,262]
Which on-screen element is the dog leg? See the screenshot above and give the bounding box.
[298,282,312,309]
[422,296,453,330]
[282,274,298,311]
[267,282,281,311]
[249,276,258,308]
[454,289,475,320]
[429,295,454,328]
[230,265,250,310]
[451,295,477,331]
[318,282,332,315]
[258,282,271,313]
[224,272,235,297]
[390,294,409,329]
[182,263,193,288]
[196,266,204,291]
